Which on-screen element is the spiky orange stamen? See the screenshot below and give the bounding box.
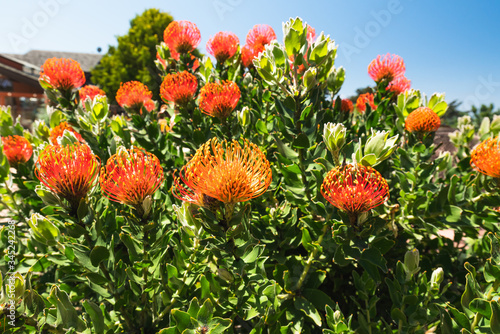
[321,164,389,217]
[100,148,164,208]
[49,122,85,145]
[470,137,500,179]
[160,71,198,106]
[198,81,241,119]
[116,81,155,113]
[173,138,272,208]
[163,20,201,54]
[368,53,406,83]
[405,107,441,133]
[35,143,100,211]
[207,31,240,63]
[39,57,85,91]
[1,135,32,166]
[356,93,376,113]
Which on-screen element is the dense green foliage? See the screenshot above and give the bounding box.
[1,16,500,334]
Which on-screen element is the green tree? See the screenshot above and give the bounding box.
[91,9,173,104]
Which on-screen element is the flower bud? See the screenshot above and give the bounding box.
[333,310,342,323]
[430,267,444,291]
[457,115,472,128]
[364,129,398,165]
[323,123,346,161]
[404,248,420,279]
[27,213,60,246]
[237,107,250,127]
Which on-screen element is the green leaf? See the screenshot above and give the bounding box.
[445,205,462,223]
[90,246,110,267]
[391,308,407,324]
[469,298,492,319]
[301,228,314,252]
[197,298,214,325]
[294,296,322,327]
[491,301,500,333]
[50,286,86,331]
[242,245,265,264]
[275,136,299,161]
[256,119,269,134]
[172,309,194,332]
[83,300,106,334]
[293,133,310,149]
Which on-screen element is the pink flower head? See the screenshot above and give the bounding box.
[368,53,405,83]
[246,24,277,54]
[356,93,376,113]
[207,31,240,63]
[163,20,201,54]
[388,76,411,95]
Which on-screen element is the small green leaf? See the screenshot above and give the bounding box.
[83,300,106,334]
[469,298,492,319]
[294,296,322,327]
[90,246,110,267]
[492,301,500,333]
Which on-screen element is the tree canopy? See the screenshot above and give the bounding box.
[91,9,173,104]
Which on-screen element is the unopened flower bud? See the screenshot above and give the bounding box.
[27,213,60,246]
[437,151,451,171]
[237,107,250,127]
[364,129,398,165]
[430,267,444,290]
[333,310,342,323]
[323,123,346,163]
[404,248,420,279]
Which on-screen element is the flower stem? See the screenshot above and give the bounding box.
[295,224,329,291]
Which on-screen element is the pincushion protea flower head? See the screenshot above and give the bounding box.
[335,98,354,113]
[160,71,198,107]
[470,137,500,179]
[199,81,241,119]
[173,138,272,217]
[79,85,106,101]
[50,122,85,145]
[39,57,86,92]
[163,20,201,54]
[356,93,376,113]
[100,147,164,216]
[35,143,100,212]
[246,24,277,54]
[1,135,32,166]
[116,81,155,113]
[388,76,411,95]
[321,163,389,224]
[405,107,441,133]
[207,31,240,63]
[241,44,256,68]
[368,53,405,83]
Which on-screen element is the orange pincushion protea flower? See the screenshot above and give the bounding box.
[1,135,32,166]
[100,148,164,213]
[198,81,241,119]
[39,58,85,91]
[116,81,155,113]
[160,71,198,106]
[173,138,272,210]
[163,20,201,54]
[35,143,100,211]
[246,24,277,54]
[388,76,411,95]
[335,98,354,113]
[50,122,84,145]
[79,85,106,101]
[321,164,389,221]
[356,93,376,113]
[405,107,441,133]
[241,44,256,68]
[470,137,500,179]
[368,53,406,83]
[207,31,240,63]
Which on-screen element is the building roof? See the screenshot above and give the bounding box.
[1,50,102,72]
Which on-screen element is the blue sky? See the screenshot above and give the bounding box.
[1,0,499,111]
